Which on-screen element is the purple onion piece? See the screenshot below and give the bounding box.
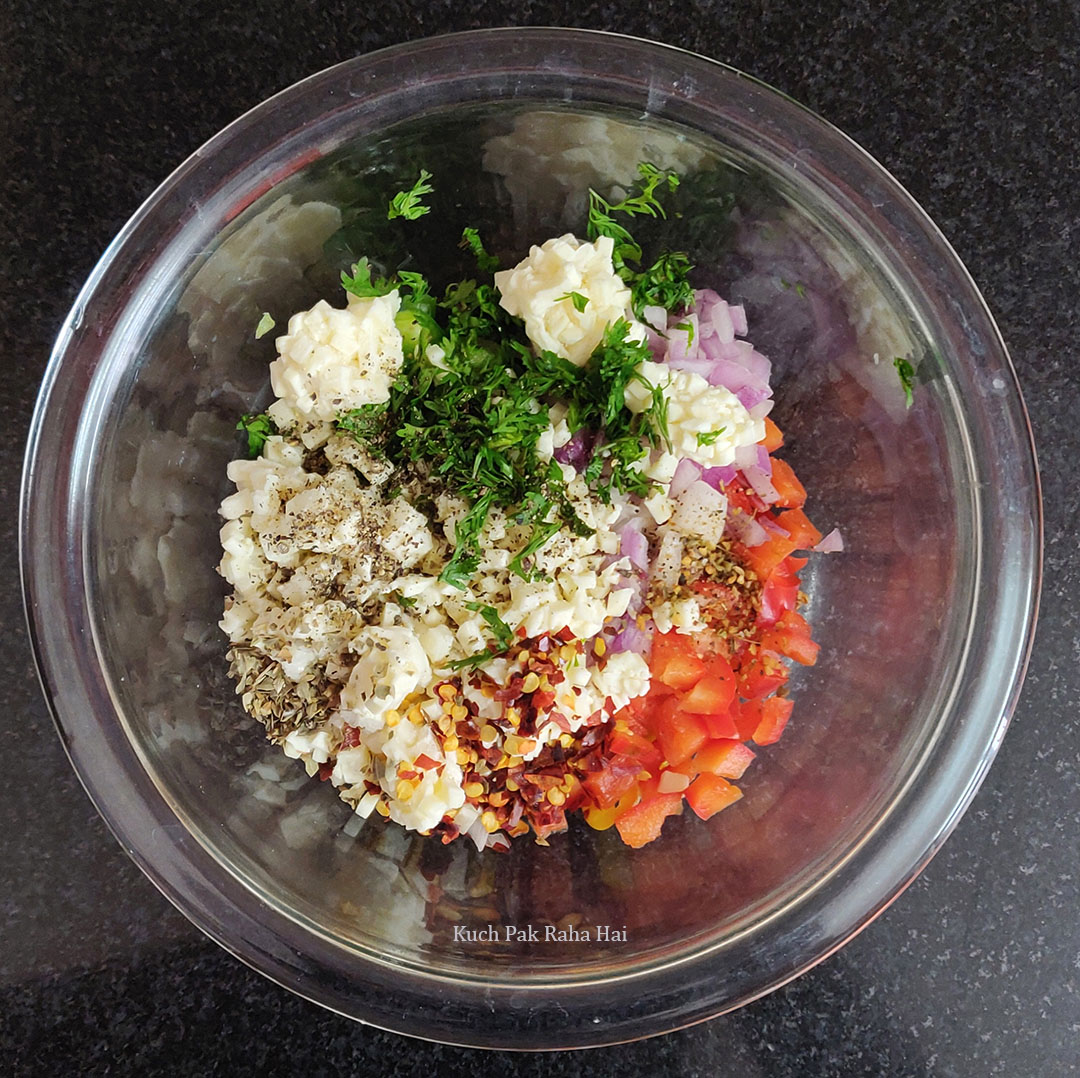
[669,457,703,498]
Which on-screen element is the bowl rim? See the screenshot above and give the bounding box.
[20,25,1042,1049]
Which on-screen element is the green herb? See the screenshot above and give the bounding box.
[447,648,502,672]
[254,312,275,339]
[341,257,396,298]
[894,357,916,409]
[439,493,495,590]
[631,250,695,319]
[236,413,275,458]
[674,320,695,348]
[387,169,434,221]
[333,168,676,589]
[392,592,418,609]
[508,520,562,581]
[697,427,726,446]
[460,227,500,274]
[588,162,678,273]
[558,291,590,313]
[587,162,693,318]
[465,602,514,650]
[795,282,807,298]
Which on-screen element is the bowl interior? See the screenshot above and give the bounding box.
[83,97,971,983]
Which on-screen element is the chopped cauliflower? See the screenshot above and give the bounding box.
[267,291,404,423]
[625,361,765,467]
[494,233,646,365]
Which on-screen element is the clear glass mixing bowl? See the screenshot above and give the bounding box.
[20,28,1040,1048]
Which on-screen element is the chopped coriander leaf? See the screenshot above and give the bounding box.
[447,648,502,672]
[587,162,679,275]
[795,282,807,298]
[558,291,590,313]
[894,357,916,409]
[587,163,691,317]
[465,602,514,650]
[439,493,495,590]
[237,413,276,458]
[631,250,694,319]
[387,169,434,221]
[674,320,695,347]
[341,257,396,298]
[254,312,275,339]
[460,227,500,274]
[508,520,562,581]
[392,592,418,608]
[697,427,726,446]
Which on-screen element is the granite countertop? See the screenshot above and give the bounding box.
[2,2,1076,1074]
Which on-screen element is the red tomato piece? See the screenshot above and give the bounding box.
[694,739,756,780]
[769,457,807,508]
[685,774,743,820]
[752,696,794,745]
[762,609,820,666]
[736,651,789,700]
[657,709,710,767]
[659,652,707,691]
[775,508,822,550]
[582,755,644,809]
[738,534,798,580]
[682,672,736,716]
[614,792,685,848]
[702,709,740,740]
[761,415,784,452]
[608,728,663,771]
[759,559,801,625]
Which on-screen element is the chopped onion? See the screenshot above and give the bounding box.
[671,481,728,544]
[756,444,773,477]
[736,384,772,411]
[610,623,651,654]
[669,457,703,498]
[734,442,760,471]
[651,530,684,591]
[658,770,691,793]
[743,463,780,504]
[749,399,775,421]
[730,304,748,336]
[554,429,594,469]
[814,528,845,553]
[619,521,649,571]
[665,315,700,364]
[726,510,768,547]
[642,305,668,331]
[702,464,737,489]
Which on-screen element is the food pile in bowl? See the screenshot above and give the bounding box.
[219,163,840,852]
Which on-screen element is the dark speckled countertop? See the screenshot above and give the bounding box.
[1,2,1077,1074]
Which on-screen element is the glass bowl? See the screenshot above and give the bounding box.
[20,28,1040,1048]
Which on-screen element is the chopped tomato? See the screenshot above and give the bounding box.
[702,709,740,740]
[752,696,794,745]
[685,775,743,820]
[651,632,706,690]
[694,739,756,780]
[609,727,664,771]
[682,670,736,716]
[737,534,798,579]
[770,458,807,508]
[656,708,710,767]
[737,651,789,700]
[659,651,707,691]
[762,610,820,666]
[775,507,822,550]
[582,755,643,809]
[614,792,684,848]
[761,415,784,452]
[759,556,802,625]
